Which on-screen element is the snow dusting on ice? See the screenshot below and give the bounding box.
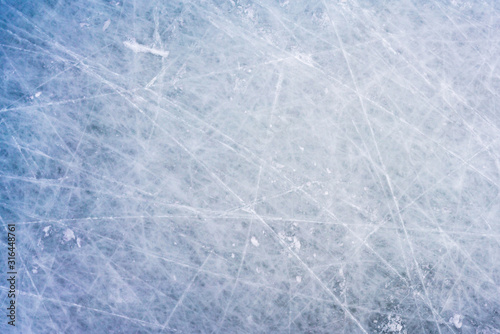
[250,236,259,247]
[62,229,75,243]
[1,0,499,332]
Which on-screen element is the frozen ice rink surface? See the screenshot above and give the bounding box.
[1,0,499,333]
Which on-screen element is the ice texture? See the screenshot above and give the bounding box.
[1,0,500,333]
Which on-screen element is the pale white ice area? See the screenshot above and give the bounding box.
[0,0,499,333]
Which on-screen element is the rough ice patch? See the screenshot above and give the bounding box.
[62,229,75,243]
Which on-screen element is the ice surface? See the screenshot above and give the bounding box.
[1,0,499,333]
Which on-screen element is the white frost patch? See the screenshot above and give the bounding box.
[292,236,301,250]
[77,237,82,248]
[123,39,169,57]
[295,53,313,66]
[251,236,259,247]
[244,7,255,21]
[43,226,51,237]
[296,276,302,283]
[35,91,42,98]
[449,314,462,329]
[383,315,405,333]
[63,229,75,243]
[103,19,111,32]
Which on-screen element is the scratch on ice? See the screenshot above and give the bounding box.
[123,39,169,57]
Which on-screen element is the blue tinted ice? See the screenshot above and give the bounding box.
[1,0,499,333]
